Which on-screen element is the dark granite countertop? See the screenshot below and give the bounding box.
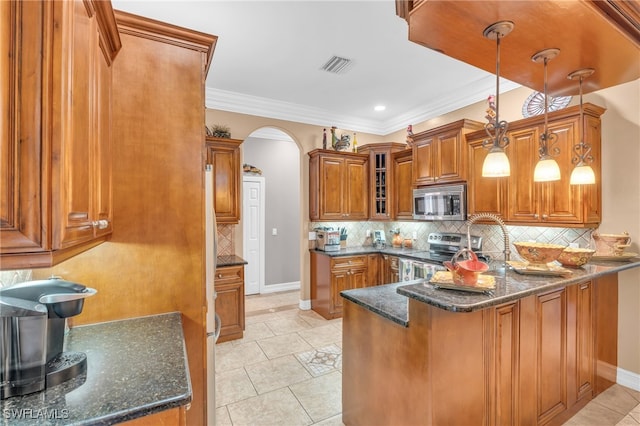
[340,282,418,327]
[217,255,247,267]
[310,247,438,263]
[342,258,640,325]
[1,312,191,425]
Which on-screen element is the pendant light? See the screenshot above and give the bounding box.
[481,21,514,177]
[532,48,561,182]
[567,68,596,185]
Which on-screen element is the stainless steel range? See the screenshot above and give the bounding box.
[399,232,485,282]
[426,232,483,263]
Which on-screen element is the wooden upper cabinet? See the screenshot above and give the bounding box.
[466,103,604,227]
[308,149,369,221]
[359,143,407,221]
[0,0,121,269]
[392,149,414,220]
[410,119,483,186]
[467,136,507,219]
[205,137,242,224]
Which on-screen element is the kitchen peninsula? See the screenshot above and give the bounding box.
[341,259,640,426]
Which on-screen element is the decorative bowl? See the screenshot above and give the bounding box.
[513,242,566,268]
[557,247,596,268]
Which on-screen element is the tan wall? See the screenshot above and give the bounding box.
[207,78,640,375]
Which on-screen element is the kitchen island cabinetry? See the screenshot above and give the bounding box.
[358,143,407,220]
[0,0,121,269]
[311,251,367,319]
[206,137,242,224]
[410,119,483,186]
[309,149,369,221]
[467,103,604,227]
[215,264,245,342]
[340,259,637,426]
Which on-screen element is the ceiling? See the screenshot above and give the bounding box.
[111,0,520,135]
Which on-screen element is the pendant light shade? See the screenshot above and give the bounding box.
[568,68,596,185]
[481,21,514,178]
[534,157,561,182]
[570,164,596,184]
[532,48,561,182]
[483,148,511,177]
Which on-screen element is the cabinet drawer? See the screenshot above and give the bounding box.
[214,265,243,284]
[331,256,366,270]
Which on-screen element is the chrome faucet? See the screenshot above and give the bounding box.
[466,213,511,262]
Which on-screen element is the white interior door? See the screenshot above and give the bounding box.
[243,176,265,295]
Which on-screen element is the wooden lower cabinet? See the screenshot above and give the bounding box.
[215,265,245,343]
[367,254,381,286]
[311,252,368,319]
[120,406,187,426]
[343,277,616,425]
[382,254,399,284]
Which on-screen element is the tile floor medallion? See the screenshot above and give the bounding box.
[215,290,640,426]
[295,345,342,377]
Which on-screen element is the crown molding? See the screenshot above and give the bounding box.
[205,78,520,136]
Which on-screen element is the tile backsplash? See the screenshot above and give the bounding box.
[0,269,33,288]
[217,224,235,256]
[309,221,594,261]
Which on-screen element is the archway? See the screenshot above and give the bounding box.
[242,127,302,298]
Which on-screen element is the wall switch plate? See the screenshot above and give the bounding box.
[272,228,277,236]
[309,231,317,240]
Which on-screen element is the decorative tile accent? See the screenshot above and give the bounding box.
[217,224,235,256]
[295,344,342,377]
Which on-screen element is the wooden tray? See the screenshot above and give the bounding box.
[507,261,572,277]
[429,271,495,293]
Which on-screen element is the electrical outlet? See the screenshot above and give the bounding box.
[412,231,417,240]
[309,231,317,240]
[272,228,277,236]
[366,230,371,237]
[569,242,579,248]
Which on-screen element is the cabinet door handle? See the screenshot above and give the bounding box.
[217,273,223,278]
[92,220,109,229]
[542,214,548,220]
[534,214,539,219]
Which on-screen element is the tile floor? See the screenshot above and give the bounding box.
[214,290,640,426]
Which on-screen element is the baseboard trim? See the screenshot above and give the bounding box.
[299,299,311,310]
[618,367,640,391]
[260,281,300,294]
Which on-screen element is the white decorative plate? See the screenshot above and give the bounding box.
[522,91,572,118]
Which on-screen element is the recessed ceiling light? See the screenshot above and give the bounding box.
[374,105,386,111]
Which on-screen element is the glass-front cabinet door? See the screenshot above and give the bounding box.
[359,143,407,221]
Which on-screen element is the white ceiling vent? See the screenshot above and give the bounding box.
[320,55,353,74]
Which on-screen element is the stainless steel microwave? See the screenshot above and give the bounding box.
[413,184,466,221]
